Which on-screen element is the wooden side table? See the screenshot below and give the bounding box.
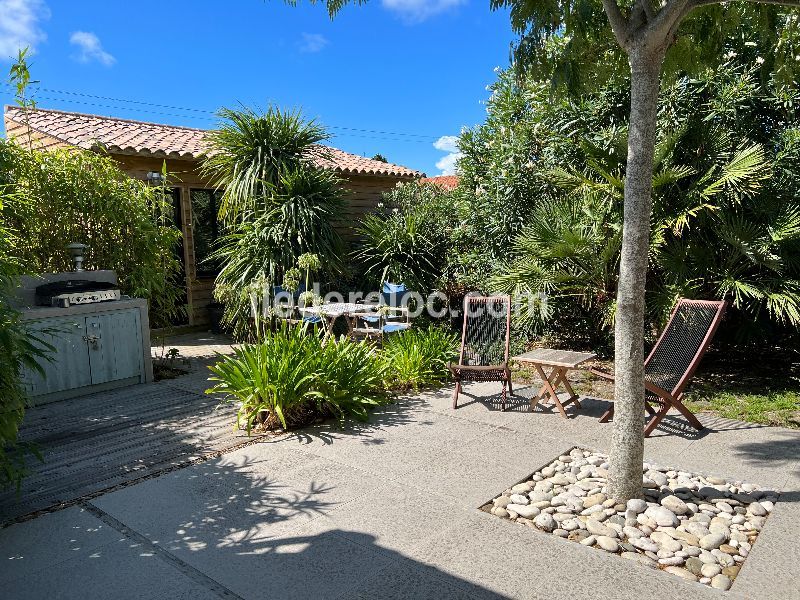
[513,349,596,418]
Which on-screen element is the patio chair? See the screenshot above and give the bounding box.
[591,299,727,436]
[450,295,513,410]
[353,282,412,340]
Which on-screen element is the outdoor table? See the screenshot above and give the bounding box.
[300,302,377,341]
[513,349,596,418]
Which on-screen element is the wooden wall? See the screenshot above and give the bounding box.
[337,174,403,238]
[5,118,70,151]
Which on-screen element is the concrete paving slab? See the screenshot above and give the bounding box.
[394,446,553,507]
[1,507,221,600]
[279,428,446,479]
[91,446,380,550]
[409,509,724,600]
[0,506,122,583]
[302,480,472,556]
[340,555,510,600]
[386,409,501,450]
[420,384,530,427]
[728,468,800,600]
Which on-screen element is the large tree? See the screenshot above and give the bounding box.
[297,0,800,502]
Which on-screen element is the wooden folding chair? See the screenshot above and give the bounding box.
[449,295,513,410]
[591,299,727,436]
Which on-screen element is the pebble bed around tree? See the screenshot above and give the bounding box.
[483,448,777,591]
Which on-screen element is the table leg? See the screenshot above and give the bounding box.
[322,316,336,343]
[552,368,581,408]
[536,367,561,399]
[534,364,569,419]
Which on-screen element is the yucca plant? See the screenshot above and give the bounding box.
[381,326,460,391]
[201,106,330,222]
[204,107,346,337]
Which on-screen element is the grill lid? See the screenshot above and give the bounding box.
[35,280,118,296]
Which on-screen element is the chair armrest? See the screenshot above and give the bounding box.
[644,380,673,402]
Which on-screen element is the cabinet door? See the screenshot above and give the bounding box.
[87,310,143,385]
[22,318,92,396]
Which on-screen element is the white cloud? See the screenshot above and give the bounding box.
[434,134,462,175]
[433,135,459,153]
[300,32,329,53]
[0,0,49,59]
[381,0,466,23]
[70,31,115,66]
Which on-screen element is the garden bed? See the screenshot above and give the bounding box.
[482,448,777,591]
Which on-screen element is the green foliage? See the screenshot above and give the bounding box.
[381,326,459,390]
[207,325,386,431]
[202,106,330,222]
[205,107,345,337]
[0,189,49,491]
[0,141,184,328]
[353,181,461,292]
[490,1,800,96]
[478,58,800,348]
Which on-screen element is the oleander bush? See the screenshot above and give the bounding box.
[460,56,800,349]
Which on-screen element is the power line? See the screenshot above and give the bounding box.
[0,82,442,142]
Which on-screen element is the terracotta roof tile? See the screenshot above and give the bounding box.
[420,175,459,190]
[4,106,423,179]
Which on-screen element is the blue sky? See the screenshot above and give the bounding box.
[0,0,516,175]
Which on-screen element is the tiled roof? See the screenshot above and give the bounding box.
[3,106,423,179]
[420,175,459,190]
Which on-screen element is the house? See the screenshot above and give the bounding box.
[3,106,423,326]
[420,175,459,190]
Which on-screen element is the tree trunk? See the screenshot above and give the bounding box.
[607,48,664,503]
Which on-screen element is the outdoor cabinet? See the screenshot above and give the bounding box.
[20,300,154,403]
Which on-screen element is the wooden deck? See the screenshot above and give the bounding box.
[1,333,243,525]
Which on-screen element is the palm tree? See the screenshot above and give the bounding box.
[201,106,331,222]
[202,107,345,336]
[492,126,800,346]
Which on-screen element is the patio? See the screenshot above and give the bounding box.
[1,352,798,599]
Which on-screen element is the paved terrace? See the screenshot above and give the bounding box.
[1,340,798,599]
[0,333,239,522]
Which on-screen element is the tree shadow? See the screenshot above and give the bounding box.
[0,371,426,524]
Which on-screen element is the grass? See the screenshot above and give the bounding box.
[683,389,799,428]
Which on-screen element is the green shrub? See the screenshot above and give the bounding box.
[0,141,184,328]
[315,338,387,421]
[0,191,50,491]
[353,180,461,293]
[207,325,386,432]
[381,326,460,391]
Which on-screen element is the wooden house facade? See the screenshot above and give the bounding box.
[4,106,422,326]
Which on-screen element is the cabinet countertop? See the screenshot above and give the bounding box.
[19,298,148,321]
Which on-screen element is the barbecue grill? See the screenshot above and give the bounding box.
[35,279,121,308]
